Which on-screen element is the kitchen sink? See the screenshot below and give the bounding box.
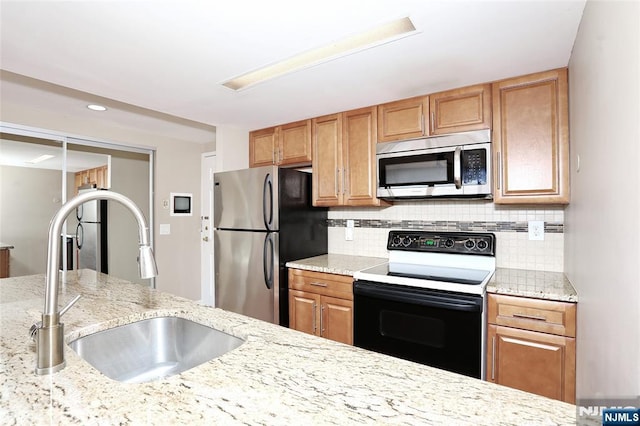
[68,316,244,383]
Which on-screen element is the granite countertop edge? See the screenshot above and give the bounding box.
[1,269,577,425]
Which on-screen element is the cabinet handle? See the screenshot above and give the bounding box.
[496,152,502,190]
[335,168,340,195]
[310,281,328,287]
[312,301,317,333]
[342,168,347,195]
[512,313,547,321]
[320,304,325,335]
[430,111,435,133]
[491,336,496,381]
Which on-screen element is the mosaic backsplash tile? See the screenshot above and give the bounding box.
[327,219,563,233]
[326,201,565,272]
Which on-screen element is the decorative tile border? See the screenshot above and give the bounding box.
[327,219,563,233]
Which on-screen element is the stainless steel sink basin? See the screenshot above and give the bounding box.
[68,316,244,383]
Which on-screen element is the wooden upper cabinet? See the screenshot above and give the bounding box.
[429,84,491,135]
[313,108,388,207]
[249,120,312,168]
[279,120,312,165]
[312,114,342,206]
[74,165,109,193]
[249,127,278,167]
[342,107,386,206]
[377,96,428,142]
[492,68,569,204]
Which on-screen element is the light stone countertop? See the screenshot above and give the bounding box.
[286,253,388,276]
[288,254,578,303]
[0,242,14,250]
[487,268,578,303]
[1,270,577,425]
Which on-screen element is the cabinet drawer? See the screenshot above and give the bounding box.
[288,269,353,300]
[488,294,576,337]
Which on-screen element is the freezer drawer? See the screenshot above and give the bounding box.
[214,229,280,324]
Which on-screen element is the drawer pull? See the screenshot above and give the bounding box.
[491,336,496,381]
[513,313,547,321]
[312,301,317,333]
[310,281,328,287]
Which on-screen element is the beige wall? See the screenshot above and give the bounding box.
[107,152,150,286]
[215,125,249,172]
[565,0,640,399]
[0,102,209,300]
[0,165,72,276]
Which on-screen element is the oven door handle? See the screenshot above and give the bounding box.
[354,281,483,313]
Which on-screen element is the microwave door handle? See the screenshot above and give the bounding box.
[454,146,462,189]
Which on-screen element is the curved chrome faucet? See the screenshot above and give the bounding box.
[34,190,158,375]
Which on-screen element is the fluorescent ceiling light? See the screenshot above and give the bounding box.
[26,154,55,164]
[87,104,107,111]
[223,16,417,91]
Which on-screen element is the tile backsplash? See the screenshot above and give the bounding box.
[327,200,565,272]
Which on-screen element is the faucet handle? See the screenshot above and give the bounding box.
[59,294,81,317]
[29,322,41,341]
[29,294,81,341]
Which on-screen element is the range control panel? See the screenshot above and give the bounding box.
[387,230,495,256]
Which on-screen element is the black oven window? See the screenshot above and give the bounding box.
[379,152,453,187]
[380,310,445,348]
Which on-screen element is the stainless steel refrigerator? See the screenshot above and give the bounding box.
[213,166,327,326]
[75,186,108,273]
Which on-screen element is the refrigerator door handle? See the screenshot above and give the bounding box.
[263,173,274,230]
[263,233,274,290]
[75,223,84,249]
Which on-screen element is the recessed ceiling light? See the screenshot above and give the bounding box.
[87,104,107,111]
[26,154,55,164]
[222,16,418,91]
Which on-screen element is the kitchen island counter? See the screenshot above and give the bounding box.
[1,270,576,425]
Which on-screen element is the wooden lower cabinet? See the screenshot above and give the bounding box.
[288,269,353,345]
[487,293,576,403]
[487,325,575,403]
[0,249,10,278]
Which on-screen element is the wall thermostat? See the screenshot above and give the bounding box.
[170,193,192,216]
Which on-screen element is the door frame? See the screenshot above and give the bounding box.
[200,151,216,305]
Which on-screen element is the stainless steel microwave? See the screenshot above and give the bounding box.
[376,129,492,200]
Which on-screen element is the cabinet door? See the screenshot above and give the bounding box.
[492,68,569,204]
[249,127,277,167]
[289,289,320,337]
[342,107,387,206]
[279,120,312,166]
[377,96,428,142]
[312,114,342,206]
[321,295,353,345]
[429,84,491,135]
[487,324,576,403]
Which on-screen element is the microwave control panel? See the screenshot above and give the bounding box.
[462,149,487,185]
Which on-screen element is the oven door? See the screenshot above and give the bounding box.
[353,280,484,379]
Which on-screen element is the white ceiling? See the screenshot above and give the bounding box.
[0,0,586,132]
